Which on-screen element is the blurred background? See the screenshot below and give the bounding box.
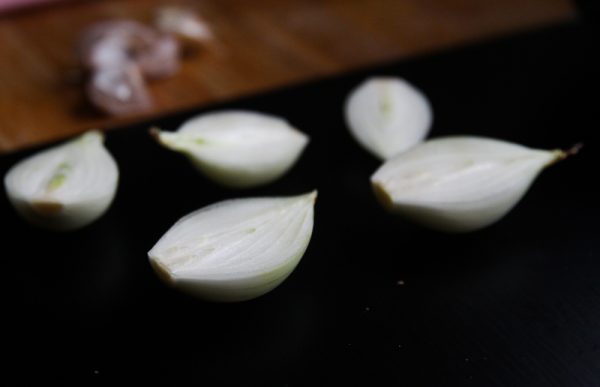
[0,0,578,153]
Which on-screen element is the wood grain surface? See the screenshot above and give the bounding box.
[0,0,576,153]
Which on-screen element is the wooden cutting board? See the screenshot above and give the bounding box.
[0,0,575,153]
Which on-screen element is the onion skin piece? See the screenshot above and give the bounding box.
[148,191,317,302]
[154,6,213,43]
[87,64,152,116]
[371,136,573,232]
[78,19,182,116]
[79,20,181,80]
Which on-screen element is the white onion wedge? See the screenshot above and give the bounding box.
[4,130,119,231]
[371,136,576,232]
[151,110,309,188]
[344,77,432,160]
[148,191,317,302]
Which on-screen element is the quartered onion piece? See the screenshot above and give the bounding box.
[151,110,309,188]
[148,191,317,302]
[4,130,119,230]
[345,77,432,160]
[371,136,578,232]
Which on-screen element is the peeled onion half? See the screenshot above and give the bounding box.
[152,110,309,188]
[371,136,572,232]
[4,130,119,230]
[148,191,317,302]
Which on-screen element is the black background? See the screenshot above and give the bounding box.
[1,17,598,387]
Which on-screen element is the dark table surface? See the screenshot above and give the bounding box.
[1,19,598,386]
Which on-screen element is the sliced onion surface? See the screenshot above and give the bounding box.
[4,130,119,230]
[345,77,432,160]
